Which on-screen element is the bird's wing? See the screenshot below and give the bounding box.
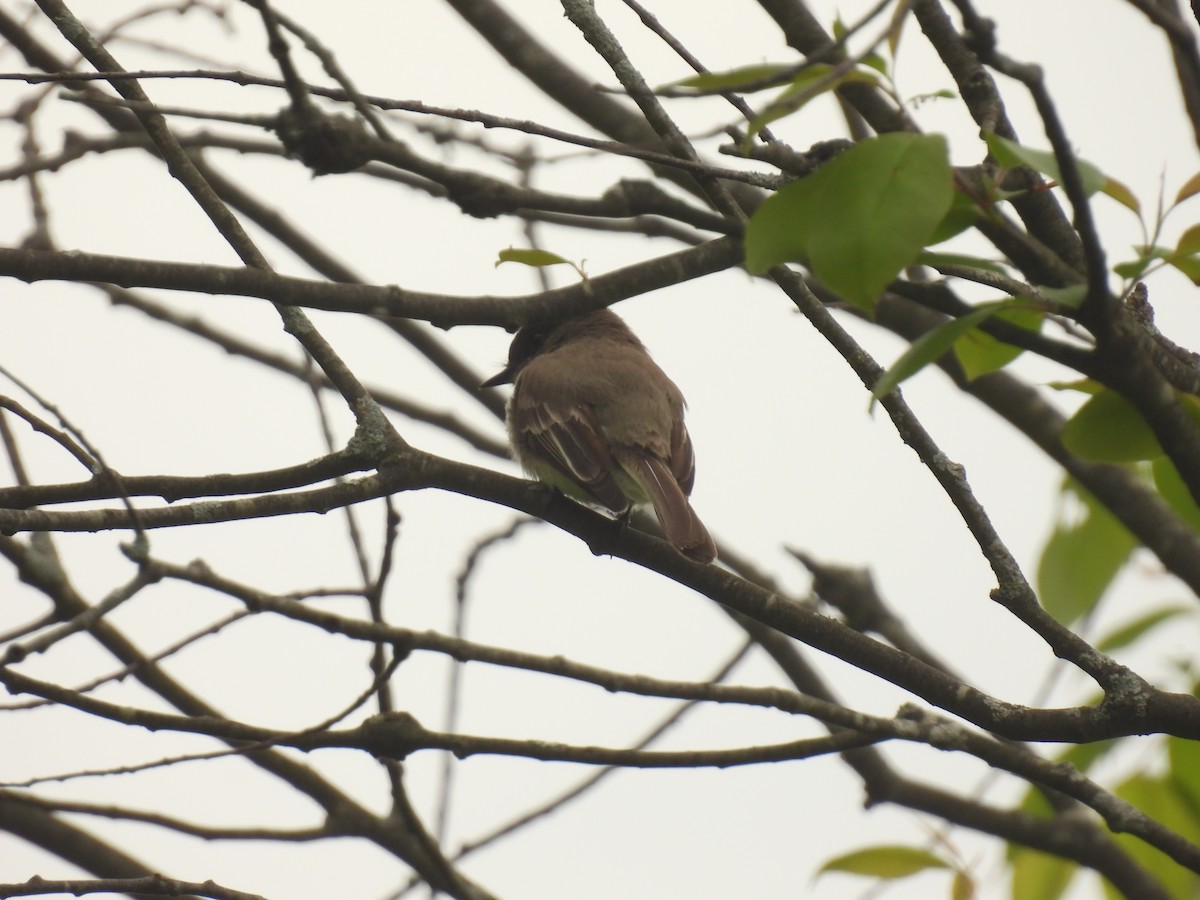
[510,397,631,513]
[668,416,697,495]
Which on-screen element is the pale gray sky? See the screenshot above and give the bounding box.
[1,2,1197,898]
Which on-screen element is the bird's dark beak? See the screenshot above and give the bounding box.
[480,367,514,389]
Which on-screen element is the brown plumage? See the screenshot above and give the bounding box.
[482,308,716,564]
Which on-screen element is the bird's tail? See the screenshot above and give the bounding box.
[622,454,717,564]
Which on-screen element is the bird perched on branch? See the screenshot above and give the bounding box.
[482,308,717,564]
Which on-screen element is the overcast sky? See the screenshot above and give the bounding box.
[2,2,1198,898]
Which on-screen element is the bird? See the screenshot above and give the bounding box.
[481,308,717,564]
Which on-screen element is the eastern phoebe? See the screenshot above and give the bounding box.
[482,308,717,564]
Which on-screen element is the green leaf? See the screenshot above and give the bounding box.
[1175,224,1200,257]
[495,248,574,269]
[1133,243,1175,262]
[817,845,949,880]
[951,869,975,900]
[1037,284,1087,309]
[1169,734,1200,816]
[953,305,1043,381]
[984,133,1106,196]
[661,63,792,94]
[1151,456,1200,530]
[910,88,958,107]
[1175,171,1200,205]
[917,251,1008,274]
[1062,390,1200,463]
[872,302,1007,401]
[1102,176,1140,214]
[1047,378,1103,395]
[1036,478,1137,623]
[1168,254,1200,284]
[1096,606,1192,653]
[745,65,879,140]
[927,189,983,245]
[1111,775,1200,899]
[1009,848,1078,900]
[1113,260,1146,279]
[861,52,889,75]
[886,0,909,57]
[745,133,954,310]
[1061,389,1164,462]
[1140,230,1200,284]
[1113,245,1170,279]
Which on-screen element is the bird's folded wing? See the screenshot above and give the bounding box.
[512,400,630,513]
[669,419,697,495]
